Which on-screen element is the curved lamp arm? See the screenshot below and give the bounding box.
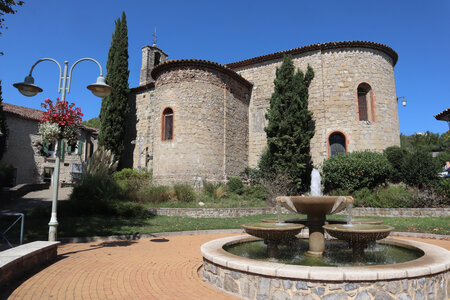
[67,58,104,94]
[28,58,63,93]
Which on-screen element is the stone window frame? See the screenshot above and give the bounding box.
[354,81,376,123]
[327,130,349,158]
[161,106,175,141]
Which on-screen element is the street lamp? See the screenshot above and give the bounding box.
[13,58,112,241]
[397,96,407,107]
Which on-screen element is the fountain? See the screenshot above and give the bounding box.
[201,169,450,299]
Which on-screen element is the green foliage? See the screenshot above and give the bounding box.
[227,177,244,194]
[433,179,450,204]
[137,185,172,203]
[113,168,151,201]
[99,11,130,167]
[0,164,13,188]
[322,151,391,192]
[259,55,315,193]
[401,151,441,188]
[400,131,449,152]
[383,146,408,183]
[81,117,101,129]
[69,173,126,215]
[202,181,226,200]
[243,184,267,201]
[435,150,450,168]
[0,81,7,160]
[82,146,118,178]
[173,183,195,202]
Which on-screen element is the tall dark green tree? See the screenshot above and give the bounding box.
[259,56,315,193]
[0,80,7,160]
[99,12,129,167]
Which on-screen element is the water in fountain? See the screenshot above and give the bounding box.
[276,202,283,224]
[346,203,353,226]
[310,168,322,196]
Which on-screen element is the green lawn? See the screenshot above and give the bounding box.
[1,213,448,244]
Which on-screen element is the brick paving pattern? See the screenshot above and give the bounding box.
[2,233,449,300]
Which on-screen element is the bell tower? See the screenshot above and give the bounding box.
[139,29,168,85]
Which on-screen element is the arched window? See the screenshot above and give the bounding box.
[154,52,161,66]
[329,132,346,157]
[357,83,372,121]
[162,107,173,140]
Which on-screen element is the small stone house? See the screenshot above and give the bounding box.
[1,103,97,185]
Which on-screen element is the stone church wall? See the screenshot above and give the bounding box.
[151,63,250,184]
[232,47,399,168]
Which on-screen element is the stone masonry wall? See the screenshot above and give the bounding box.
[232,47,399,167]
[202,260,448,300]
[151,66,250,184]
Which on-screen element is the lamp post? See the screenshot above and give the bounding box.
[397,96,407,107]
[13,58,112,241]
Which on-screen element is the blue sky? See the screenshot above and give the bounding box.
[1,0,449,135]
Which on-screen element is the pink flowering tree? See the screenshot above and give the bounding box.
[38,98,84,144]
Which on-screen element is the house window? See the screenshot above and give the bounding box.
[43,167,54,183]
[162,107,173,140]
[329,132,346,157]
[357,83,372,121]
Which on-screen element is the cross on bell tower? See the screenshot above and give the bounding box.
[152,27,157,46]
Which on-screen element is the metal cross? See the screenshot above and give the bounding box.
[153,27,157,46]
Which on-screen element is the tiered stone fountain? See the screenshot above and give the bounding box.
[201,169,450,299]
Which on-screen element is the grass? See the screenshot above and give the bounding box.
[0,212,448,245]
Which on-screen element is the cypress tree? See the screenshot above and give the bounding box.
[99,11,129,167]
[259,56,315,193]
[0,80,7,160]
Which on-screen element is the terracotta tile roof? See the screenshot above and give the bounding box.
[225,41,399,69]
[2,102,98,133]
[434,108,450,121]
[151,59,253,89]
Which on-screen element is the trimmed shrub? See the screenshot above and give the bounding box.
[69,173,126,215]
[383,146,407,183]
[227,177,244,195]
[352,185,413,208]
[113,168,152,201]
[322,151,391,192]
[137,185,172,203]
[173,183,195,202]
[401,151,441,188]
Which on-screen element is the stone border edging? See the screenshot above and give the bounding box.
[148,207,450,218]
[0,241,59,287]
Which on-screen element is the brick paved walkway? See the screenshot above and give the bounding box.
[2,233,449,300]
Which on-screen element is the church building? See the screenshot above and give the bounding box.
[126,41,400,184]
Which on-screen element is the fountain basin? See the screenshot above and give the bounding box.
[241,223,304,258]
[201,235,449,299]
[323,224,394,262]
[276,196,353,216]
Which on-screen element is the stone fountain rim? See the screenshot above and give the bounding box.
[241,223,305,231]
[323,224,394,233]
[201,235,450,282]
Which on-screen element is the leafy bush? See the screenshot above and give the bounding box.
[173,183,195,202]
[322,151,391,192]
[137,185,172,203]
[227,177,244,195]
[110,201,148,218]
[243,184,267,201]
[432,179,450,205]
[0,164,14,188]
[409,187,447,208]
[352,185,413,208]
[113,168,152,201]
[383,146,407,183]
[241,167,262,185]
[401,151,441,188]
[69,173,126,215]
[435,150,450,168]
[202,181,226,200]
